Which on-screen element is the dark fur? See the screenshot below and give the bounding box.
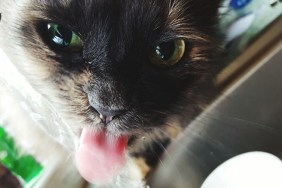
[1,0,221,180]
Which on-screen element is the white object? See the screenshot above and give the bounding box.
[201,152,282,188]
[225,13,255,43]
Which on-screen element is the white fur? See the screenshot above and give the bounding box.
[0,41,144,188]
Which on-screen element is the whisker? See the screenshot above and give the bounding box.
[148,134,184,180]
[147,134,168,171]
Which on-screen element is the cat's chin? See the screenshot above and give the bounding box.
[75,127,129,184]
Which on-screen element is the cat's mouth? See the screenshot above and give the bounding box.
[75,126,129,184]
[73,105,153,184]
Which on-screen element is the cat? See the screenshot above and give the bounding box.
[0,0,221,187]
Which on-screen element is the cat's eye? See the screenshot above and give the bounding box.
[149,39,185,67]
[45,23,83,52]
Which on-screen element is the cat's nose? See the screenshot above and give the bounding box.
[94,106,125,124]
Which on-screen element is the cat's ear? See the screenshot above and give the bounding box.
[168,0,221,26]
[189,0,221,24]
[181,0,222,32]
[195,0,222,13]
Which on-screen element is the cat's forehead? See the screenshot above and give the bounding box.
[36,0,172,10]
[28,0,190,54]
[34,0,173,16]
[31,0,184,29]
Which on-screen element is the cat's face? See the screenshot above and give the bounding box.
[0,0,220,179]
[0,0,221,184]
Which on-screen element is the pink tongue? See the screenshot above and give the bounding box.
[75,128,128,184]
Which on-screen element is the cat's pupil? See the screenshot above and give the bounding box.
[43,23,83,53]
[149,39,185,67]
[155,41,175,61]
[47,24,72,46]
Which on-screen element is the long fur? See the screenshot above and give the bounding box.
[0,0,221,187]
